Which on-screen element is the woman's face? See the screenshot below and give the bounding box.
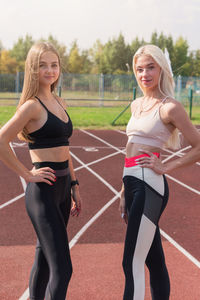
[39,51,60,87]
[135,55,161,91]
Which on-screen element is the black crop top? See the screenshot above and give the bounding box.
[28,96,73,150]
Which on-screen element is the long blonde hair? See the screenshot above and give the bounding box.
[133,44,180,149]
[17,42,61,141]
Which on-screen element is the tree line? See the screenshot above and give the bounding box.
[0,32,200,76]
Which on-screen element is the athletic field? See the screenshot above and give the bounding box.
[0,128,200,299]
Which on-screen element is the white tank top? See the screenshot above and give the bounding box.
[126,97,172,149]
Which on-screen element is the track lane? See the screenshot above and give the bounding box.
[0,130,199,300]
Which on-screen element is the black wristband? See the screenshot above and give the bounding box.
[71,179,79,187]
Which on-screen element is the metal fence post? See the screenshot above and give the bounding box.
[177,75,182,101]
[99,73,104,106]
[188,85,193,120]
[15,71,20,104]
[111,87,136,125]
[58,73,63,97]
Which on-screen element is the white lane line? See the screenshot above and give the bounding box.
[80,130,200,266]
[162,146,191,163]
[74,151,124,172]
[164,147,200,166]
[80,129,125,154]
[116,129,126,135]
[10,142,27,192]
[160,229,200,269]
[1,151,121,210]
[0,143,27,211]
[70,152,118,196]
[0,193,25,210]
[70,145,125,149]
[83,130,200,195]
[165,174,200,195]
[18,289,29,300]
[161,149,200,195]
[18,193,120,300]
[16,129,200,299]
[19,150,121,300]
[117,129,200,166]
[69,194,119,248]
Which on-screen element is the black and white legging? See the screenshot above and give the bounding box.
[122,160,170,300]
[25,160,72,300]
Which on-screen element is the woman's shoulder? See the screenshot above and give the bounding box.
[17,98,42,117]
[131,97,142,108]
[162,96,183,111]
[161,96,185,120]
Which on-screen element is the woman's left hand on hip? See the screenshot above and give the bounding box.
[137,150,165,174]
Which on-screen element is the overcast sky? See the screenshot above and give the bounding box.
[1,0,200,51]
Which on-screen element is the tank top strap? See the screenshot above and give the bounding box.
[153,97,167,117]
[152,96,169,118]
[161,96,169,103]
[35,96,49,111]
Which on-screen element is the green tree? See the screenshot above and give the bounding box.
[81,50,92,73]
[68,41,83,73]
[189,50,200,77]
[0,50,18,73]
[173,37,189,76]
[150,31,158,45]
[97,33,131,74]
[90,40,107,74]
[10,34,34,71]
[0,41,3,52]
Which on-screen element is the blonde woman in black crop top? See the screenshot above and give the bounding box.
[0,42,82,300]
[119,45,200,300]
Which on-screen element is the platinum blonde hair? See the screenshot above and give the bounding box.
[133,44,180,149]
[17,42,61,141]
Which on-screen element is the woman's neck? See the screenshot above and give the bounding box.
[142,87,163,100]
[37,87,54,101]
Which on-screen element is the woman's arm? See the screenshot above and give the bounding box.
[119,183,128,224]
[163,101,200,172]
[68,151,82,216]
[137,101,200,174]
[0,101,56,184]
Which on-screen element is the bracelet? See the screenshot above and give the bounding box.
[71,179,79,187]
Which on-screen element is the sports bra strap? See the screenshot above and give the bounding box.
[35,96,48,111]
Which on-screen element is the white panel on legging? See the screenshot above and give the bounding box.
[132,214,156,300]
[123,166,164,196]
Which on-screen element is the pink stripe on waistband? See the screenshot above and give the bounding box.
[125,152,160,167]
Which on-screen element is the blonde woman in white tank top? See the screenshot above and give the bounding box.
[119,45,200,300]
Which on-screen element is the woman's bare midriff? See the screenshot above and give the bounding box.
[29,146,70,163]
[126,142,161,158]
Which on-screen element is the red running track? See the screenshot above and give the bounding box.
[0,129,200,300]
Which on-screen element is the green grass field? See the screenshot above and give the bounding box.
[0,105,200,129]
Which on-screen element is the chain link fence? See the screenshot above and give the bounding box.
[0,73,200,107]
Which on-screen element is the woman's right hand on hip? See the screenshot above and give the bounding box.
[27,167,56,185]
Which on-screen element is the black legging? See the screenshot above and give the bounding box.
[122,165,170,300]
[25,161,72,300]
